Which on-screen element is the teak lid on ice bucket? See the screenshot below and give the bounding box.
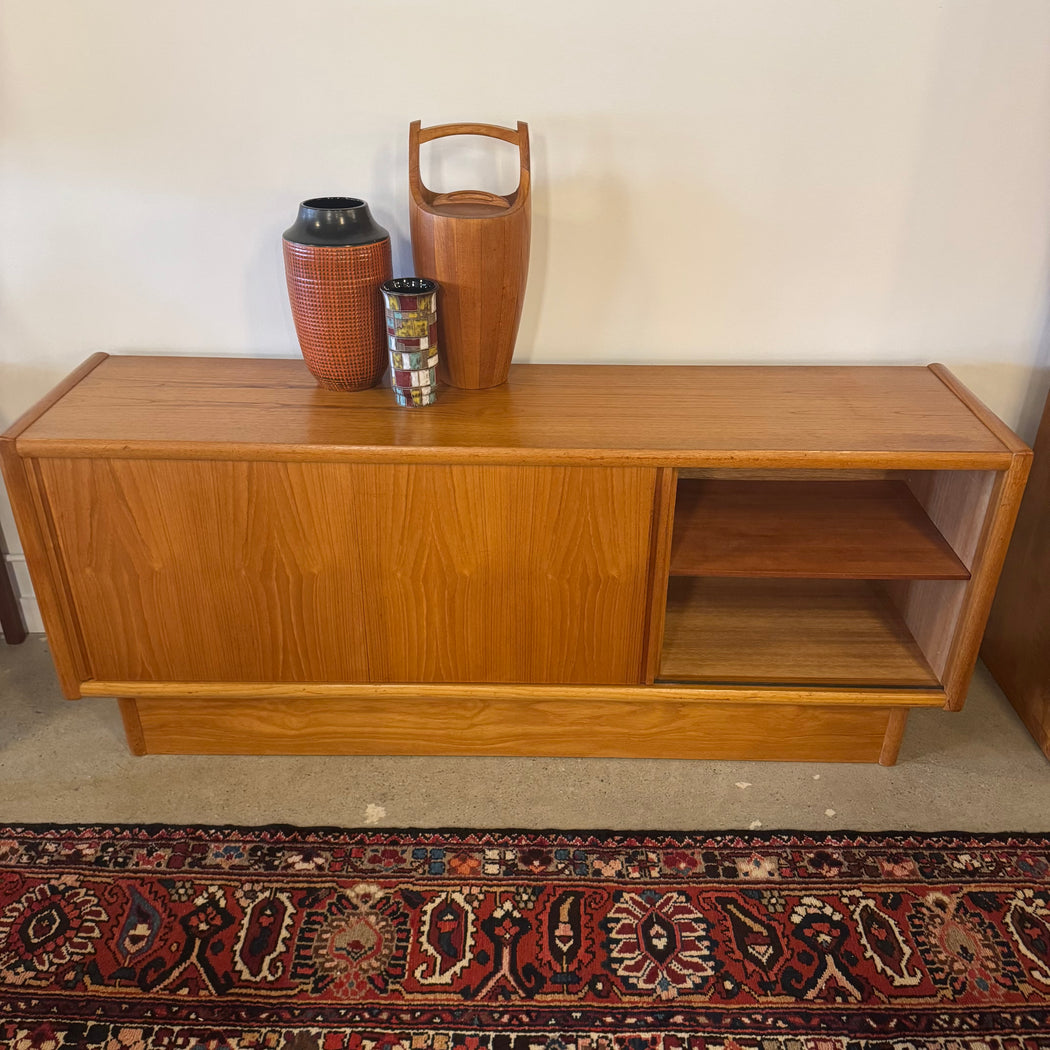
[408,121,531,390]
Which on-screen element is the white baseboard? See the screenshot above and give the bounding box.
[3,554,44,634]
[17,597,44,634]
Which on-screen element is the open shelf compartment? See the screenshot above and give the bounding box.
[658,576,941,688]
[670,479,970,580]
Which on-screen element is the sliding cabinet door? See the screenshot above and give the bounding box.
[38,459,656,686]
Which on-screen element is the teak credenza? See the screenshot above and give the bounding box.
[0,355,1031,763]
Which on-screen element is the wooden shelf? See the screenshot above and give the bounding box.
[670,479,970,579]
[659,577,940,687]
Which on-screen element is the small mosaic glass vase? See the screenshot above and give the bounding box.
[381,278,439,407]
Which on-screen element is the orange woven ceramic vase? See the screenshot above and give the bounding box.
[409,122,531,389]
[283,197,392,391]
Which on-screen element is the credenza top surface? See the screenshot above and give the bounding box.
[8,355,1025,467]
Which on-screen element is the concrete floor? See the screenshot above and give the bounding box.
[1,634,1048,832]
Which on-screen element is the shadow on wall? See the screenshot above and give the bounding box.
[947,300,1050,442]
[514,125,632,363]
[946,359,1050,442]
[371,137,412,281]
[243,204,301,358]
[883,3,1050,431]
[0,363,88,431]
[508,124,547,361]
[1015,308,1050,443]
[506,118,757,364]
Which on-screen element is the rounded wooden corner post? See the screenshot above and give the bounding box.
[0,351,109,693]
[878,709,909,765]
[926,363,1032,455]
[942,447,1032,712]
[118,699,148,756]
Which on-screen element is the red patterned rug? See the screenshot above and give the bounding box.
[1,826,1049,1049]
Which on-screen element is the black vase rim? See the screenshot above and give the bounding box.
[381,277,438,295]
[283,196,389,247]
[301,196,366,210]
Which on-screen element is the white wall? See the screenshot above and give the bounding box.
[3,0,1050,625]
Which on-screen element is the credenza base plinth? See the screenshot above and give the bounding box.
[113,693,912,765]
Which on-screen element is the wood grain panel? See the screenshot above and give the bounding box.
[885,579,967,684]
[16,357,1015,467]
[343,463,654,684]
[0,353,108,690]
[914,367,1035,708]
[0,449,89,695]
[38,459,653,686]
[80,679,946,707]
[671,480,969,579]
[894,460,1031,707]
[904,470,996,570]
[660,577,939,687]
[678,468,897,481]
[38,458,374,684]
[888,471,997,682]
[124,695,900,762]
[982,388,1050,759]
[643,468,677,683]
[938,454,1031,708]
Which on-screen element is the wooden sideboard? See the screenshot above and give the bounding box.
[982,384,1050,761]
[0,355,1031,762]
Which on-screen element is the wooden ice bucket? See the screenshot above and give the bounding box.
[408,121,531,389]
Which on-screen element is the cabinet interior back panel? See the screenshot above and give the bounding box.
[38,459,656,686]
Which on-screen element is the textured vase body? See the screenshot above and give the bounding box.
[408,122,531,389]
[283,197,392,391]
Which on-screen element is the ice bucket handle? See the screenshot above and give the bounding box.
[409,121,530,209]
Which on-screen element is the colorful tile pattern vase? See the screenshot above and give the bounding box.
[381,278,439,407]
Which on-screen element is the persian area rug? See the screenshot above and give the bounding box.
[1,827,1049,1049]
